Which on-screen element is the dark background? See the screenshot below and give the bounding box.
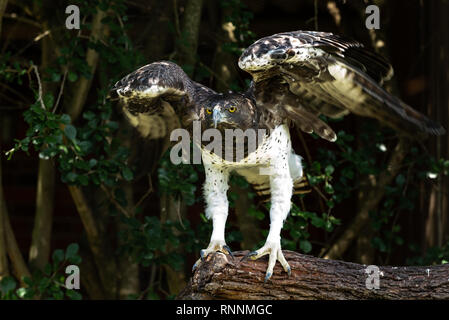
[0,0,448,299]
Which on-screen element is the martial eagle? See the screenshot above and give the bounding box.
[111,31,444,282]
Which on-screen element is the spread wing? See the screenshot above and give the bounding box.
[111,61,216,175]
[239,30,445,140]
[112,61,216,139]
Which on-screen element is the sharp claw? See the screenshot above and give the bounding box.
[287,266,291,277]
[223,245,234,259]
[200,250,207,260]
[264,272,272,283]
[248,251,258,260]
[240,251,258,263]
[192,261,199,272]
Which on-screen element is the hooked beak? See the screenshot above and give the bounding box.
[212,108,222,128]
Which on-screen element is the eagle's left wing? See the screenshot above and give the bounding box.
[239,30,445,139]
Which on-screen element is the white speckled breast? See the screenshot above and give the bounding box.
[199,124,291,169]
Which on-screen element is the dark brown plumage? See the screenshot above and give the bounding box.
[239,30,445,137]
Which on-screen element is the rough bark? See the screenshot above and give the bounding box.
[178,250,449,300]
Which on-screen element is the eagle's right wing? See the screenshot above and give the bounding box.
[111,61,216,176]
[112,61,216,140]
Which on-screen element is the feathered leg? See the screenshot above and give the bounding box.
[193,164,232,271]
[243,153,293,282]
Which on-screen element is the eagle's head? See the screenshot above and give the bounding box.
[202,92,257,131]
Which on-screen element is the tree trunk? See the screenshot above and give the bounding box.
[68,185,117,298]
[1,151,30,286]
[424,0,449,250]
[28,158,55,270]
[66,8,108,121]
[28,3,57,272]
[117,181,140,299]
[176,0,204,72]
[0,155,10,280]
[160,193,188,295]
[178,250,449,300]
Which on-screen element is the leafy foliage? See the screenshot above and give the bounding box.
[0,244,82,300]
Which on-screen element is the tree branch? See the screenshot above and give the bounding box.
[67,185,117,298]
[178,250,449,300]
[0,156,10,280]
[66,8,108,121]
[28,32,56,271]
[28,158,55,270]
[323,138,411,260]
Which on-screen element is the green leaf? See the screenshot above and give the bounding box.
[396,174,406,186]
[325,165,334,176]
[52,289,64,300]
[77,175,89,186]
[64,125,77,140]
[60,114,71,124]
[43,93,54,110]
[65,172,78,183]
[44,263,52,276]
[122,167,133,181]
[0,277,17,295]
[66,290,82,300]
[51,72,61,82]
[16,287,27,299]
[65,243,79,260]
[299,240,312,253]
[106,121,119,130]
[52,249,65,265]
[83,111,96,121]
[89,158,97,168]
[68,71,78,82]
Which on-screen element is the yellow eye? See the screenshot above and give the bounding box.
[228,106,236,113]
[206,108,212,114]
